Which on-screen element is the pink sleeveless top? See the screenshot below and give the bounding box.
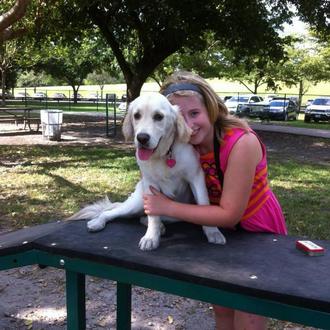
[200,128,287,235]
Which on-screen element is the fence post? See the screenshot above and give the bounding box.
[105,93,117,137]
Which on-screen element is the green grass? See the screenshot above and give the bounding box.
[249,114,330,130]
[0,145,139,228]
[268,158,330,239]
[5,100,112,113]
[0,144,329,240]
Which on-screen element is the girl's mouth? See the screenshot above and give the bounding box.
[191,129,199,137]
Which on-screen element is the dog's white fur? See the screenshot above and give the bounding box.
[69,93,226,250]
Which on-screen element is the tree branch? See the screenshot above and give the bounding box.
[0,0,31,41]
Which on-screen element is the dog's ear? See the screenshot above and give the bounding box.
[122,105,134,141]
[173,105,192,143]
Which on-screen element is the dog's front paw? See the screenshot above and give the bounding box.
[139,235,160,251]
[87,217,106,232]
[203,226,226,245]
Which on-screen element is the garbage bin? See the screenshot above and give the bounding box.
[40,110,63,141]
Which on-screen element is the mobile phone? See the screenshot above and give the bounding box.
[296,240,325,256]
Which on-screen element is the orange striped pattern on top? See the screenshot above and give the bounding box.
[241,165,270,221]
[199,128,271,222]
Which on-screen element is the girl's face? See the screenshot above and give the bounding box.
[170,94,214,154]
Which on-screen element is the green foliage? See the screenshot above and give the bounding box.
[16,70,63,87]
[85,70,124,87]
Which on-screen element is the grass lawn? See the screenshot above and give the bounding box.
[0,144,329,240]
[249,114,330,130]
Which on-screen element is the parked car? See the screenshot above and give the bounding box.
[52,92,67,100]
[305,99,314,107]
[223,95,233,102]
[69,93,83,101]
[87,93,99,101]
[33,92,47,100]
[236,100,269,118]
[304,97,330,123]
[225,95,263,114]
[15,91,31,99]
[0,91,13,99]
[263,98,298,121]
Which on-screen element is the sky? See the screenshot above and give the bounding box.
[282,17,309,36]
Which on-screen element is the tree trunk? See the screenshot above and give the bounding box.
[298,80,304,112]
[1,69,6,106]
[126,76,146,103]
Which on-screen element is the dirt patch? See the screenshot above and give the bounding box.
[0,116,328,329]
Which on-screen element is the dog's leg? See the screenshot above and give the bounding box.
[202,226,226,245]
[139,215,162,251]
[189,169,226,245]
[87,181,144,232]
[140,216,166,235]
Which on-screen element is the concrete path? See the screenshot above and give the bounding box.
[250,122,330,139]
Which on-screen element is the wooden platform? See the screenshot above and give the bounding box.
[1,219,329,329]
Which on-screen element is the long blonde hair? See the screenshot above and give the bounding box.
[160,71,248,141]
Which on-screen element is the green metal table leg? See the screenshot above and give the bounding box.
[117,282,132,330]
[66,270,86,330]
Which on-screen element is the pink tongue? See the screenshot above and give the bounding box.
[137,148,154,161]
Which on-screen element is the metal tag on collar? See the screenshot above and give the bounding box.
[166,148,176,168]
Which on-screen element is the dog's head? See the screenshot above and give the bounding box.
[122,93,191,161]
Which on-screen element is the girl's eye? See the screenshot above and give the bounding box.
[191,111,199,117]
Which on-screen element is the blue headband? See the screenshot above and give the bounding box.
[162,83,202,96]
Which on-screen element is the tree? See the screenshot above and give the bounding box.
[39,0,298,101]
[0,40,17,105]
[0,0,31,42]
[85,70,123,99]
[278,34,328,109]
[10,1,330,102]
[33,33,108,103]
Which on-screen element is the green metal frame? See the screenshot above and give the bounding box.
[1,250,330,330]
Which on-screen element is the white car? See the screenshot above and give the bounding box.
[16,91,31,99]
[225,95,264,114]
[33,92,47,100]
[304,97,330,123]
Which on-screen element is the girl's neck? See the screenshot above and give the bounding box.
[195,127,215,155]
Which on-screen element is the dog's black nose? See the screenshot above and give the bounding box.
[137,133,150,145]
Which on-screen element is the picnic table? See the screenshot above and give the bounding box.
[1,219,330,329]
[0,107,40,132]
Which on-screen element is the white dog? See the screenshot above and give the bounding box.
[69,93,226,250]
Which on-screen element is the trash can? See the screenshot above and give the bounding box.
[40,110,63,141]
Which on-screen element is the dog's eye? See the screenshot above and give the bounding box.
[134,112,141,120]
[153,113,163,121]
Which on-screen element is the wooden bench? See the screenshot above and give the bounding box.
[23,117,41,132]
[0,219,329,329]
[0,107,40,132]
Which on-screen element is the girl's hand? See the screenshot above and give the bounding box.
[143,186,172,216]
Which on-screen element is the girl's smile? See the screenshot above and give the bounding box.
[169,94,214,154]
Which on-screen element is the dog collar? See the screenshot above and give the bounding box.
[166,146,176,168]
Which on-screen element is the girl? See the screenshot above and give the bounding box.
[143,71,287,330]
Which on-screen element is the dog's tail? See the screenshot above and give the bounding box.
[67,196,119,220]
